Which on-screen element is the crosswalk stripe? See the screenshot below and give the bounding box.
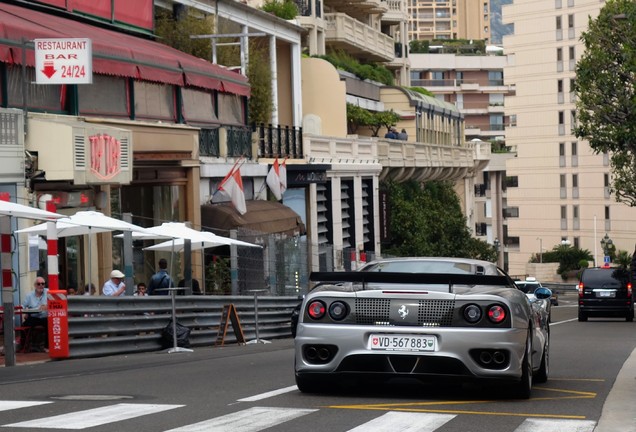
[514,418,597,432]
[347,412,456,432]
[163,407,317,432]
[0,401,52,412]
[3,403,184,430]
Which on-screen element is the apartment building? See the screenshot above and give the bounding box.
[503,0,636,276]
[410,51,515,270]
[408,0,490,43]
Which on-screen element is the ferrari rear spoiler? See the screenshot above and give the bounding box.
[309,271,514,287]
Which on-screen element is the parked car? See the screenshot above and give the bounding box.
[294,257,552,399]
[516,277,559,306]
[578,267,634,322]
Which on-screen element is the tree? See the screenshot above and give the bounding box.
[383,180,497,262]
[531,244,593,280]
[574,0,636,206]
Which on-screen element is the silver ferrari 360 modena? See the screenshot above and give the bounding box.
[294,257,552,399]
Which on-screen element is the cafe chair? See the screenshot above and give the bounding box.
[13,306,34,353]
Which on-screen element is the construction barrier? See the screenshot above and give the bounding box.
[47,290,69,358]
[60,295,299,359]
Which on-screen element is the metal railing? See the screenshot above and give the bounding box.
[256,124,304,159]
[65,295,299,359]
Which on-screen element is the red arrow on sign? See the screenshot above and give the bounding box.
[42,61,56,78]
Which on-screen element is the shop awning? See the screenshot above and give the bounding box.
[0,3,249,96]
[201,201,306,237]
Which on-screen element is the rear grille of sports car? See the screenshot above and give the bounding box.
[354,299,455,327]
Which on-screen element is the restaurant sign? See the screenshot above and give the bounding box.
[89,134,122,181]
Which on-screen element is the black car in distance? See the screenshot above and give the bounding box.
[578,267,634,322]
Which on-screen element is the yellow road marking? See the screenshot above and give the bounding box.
[325,386,597,419]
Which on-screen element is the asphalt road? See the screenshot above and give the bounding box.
[0,292,633,432]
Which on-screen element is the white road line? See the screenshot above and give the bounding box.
[0,401,52,412]
[514,418,596,432]
[164,407,317,432]
[550,318,579,326]
[3,403,183,429]
[347,412,456,432]
[237,385,298,402]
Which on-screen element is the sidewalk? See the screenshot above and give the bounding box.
[594,347,636,431]
[0,335,51,367]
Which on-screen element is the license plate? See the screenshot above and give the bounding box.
[596,290,615,298]
[368,334,436,352]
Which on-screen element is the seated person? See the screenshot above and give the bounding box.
[134,283,148,296]
[21,277,49,351]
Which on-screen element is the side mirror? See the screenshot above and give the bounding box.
[534,287,552,300]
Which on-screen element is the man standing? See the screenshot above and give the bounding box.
[102,270,126,296]
[148,258,173,295]
[21,277,49,350]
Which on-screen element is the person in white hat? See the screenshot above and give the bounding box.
[102,269,126,296]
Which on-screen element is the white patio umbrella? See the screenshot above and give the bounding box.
[143,231,259,252]
[16,211,154,291]
[0,200,64,220]
[132,223,259,295]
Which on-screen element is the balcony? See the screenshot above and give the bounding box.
[381,0,409,24]
[375,138,489,182]
[324,13,395,62]
[331,0,388,16]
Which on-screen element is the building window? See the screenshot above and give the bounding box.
[133,81,176,121]
[573,205,579,230]
[569,78,577,102]
[604,173,611,198]
[78,74,129,118]
[572,174,579,198]
[561,205,567,229]
[556,16,563,40]
[558,111,565,135]
[557,47,563,72]
[605,205,610,220]
[505,207,519,218]
[568,13,575,39]
[571,141,578,167]
[557,79,564,103]
[7,65,65,113]
[488,71,504,86]
[505,176,519,188]
[571,110,577,128]
[574,237,580,248]
[560,174,567,198]
[605,205,610,230]
[569,46,576,70]
[559,142,566,167]
[182,88,218,124]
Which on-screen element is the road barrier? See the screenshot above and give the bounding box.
[65,295,299,359]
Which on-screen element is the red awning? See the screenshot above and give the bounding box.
[0,3,250,96]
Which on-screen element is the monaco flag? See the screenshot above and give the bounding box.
[280,158,288,195]
[218,161,247,215]
[266,158,282,200]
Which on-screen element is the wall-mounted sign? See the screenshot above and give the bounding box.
[34,38,93,84]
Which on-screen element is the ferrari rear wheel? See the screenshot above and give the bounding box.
[511,330,532,399]
[578,310,588,322]
[534,333,549,384]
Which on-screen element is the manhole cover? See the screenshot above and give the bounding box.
[51,395,134,401]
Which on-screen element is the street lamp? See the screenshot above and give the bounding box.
[600,233,613,258]
[494,238,500,266]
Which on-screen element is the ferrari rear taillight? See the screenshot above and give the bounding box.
[307,301,326,320]
[487,305,506,323]
[578,282,584,298]
[628,282,632,298]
